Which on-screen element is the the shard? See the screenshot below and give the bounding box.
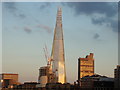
[51,8,66,83]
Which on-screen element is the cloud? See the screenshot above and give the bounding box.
[91,17,106,25]
[3,2,52,34]
[3,2,26,19]
[36,24,52,33]
[22,24,52,34]
[3,2,17,13]
[93,33,100,39]
[19,14,26,19]
[66,2,117,17]
[91,17,118,32]
[110,20,118,32]
[65,2,118,33]
[40,3,51,9]
[24,27,32,34]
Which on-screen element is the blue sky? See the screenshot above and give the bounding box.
[2,2,118,83]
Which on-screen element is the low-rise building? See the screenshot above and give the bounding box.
[0,73,20,88]
[80,74,114,89]
[13,82,38,89]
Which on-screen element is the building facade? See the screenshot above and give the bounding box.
[0,73,19,88]
[114,65,120,88]
[51,7,66,83]
[78,53,94,85]
[37,66,55,87]
[80,74,114,89]
[38,8,66,87]
[38,66,49,87]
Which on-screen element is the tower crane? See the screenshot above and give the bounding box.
[43,45,52,73]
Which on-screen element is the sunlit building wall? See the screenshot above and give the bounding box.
[78,53,94,85]
[0,73,19,88]
[51,7,66,83]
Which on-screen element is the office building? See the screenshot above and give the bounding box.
[0,73,19,88]
[114,65,120,88]
[51,7,66,83]
[80,74,114,89]
[78,53,94,85]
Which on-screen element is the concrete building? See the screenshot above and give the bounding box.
[37,66,49,87]
[80,74,114,89]
[0,73,19,88]
[37,66,55,87]
[114,65,120,88]
[78,53,94,85]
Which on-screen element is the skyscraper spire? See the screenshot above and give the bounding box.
[56,7,62,26]
[51,7,66,83]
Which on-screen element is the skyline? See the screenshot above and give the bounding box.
[1,2,118,83]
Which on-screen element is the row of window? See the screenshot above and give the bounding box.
[80,71,94,73]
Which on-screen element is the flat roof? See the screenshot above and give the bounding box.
[0,73,18,75]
